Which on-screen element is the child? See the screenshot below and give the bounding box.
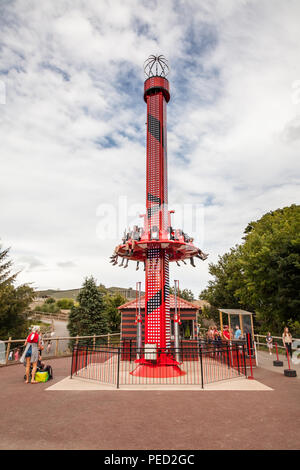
[14,348,20,361]
[266,332,273,355]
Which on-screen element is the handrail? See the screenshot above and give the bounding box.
[0,333,121,366]
[199,328,299,350]
[0,333,120,344]
[254,333,300,350]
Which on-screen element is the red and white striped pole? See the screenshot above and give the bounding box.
[273,342,283,367]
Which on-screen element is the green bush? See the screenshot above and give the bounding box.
[35,302,60,313]
[47,303,60,313]
[56,298,74,309]
[287,320,300,338]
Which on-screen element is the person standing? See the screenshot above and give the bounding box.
[14,348,20,361]
[234,325,242,340]
[206,327,213,344]
[20,326,42,384]
[266,332,273,355]
[222,325,231,341]
[282,327,293,357]
[46,340,52,354]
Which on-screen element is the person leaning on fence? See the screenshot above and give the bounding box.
[234,325,242,340]
[282,327,293,357]
[222,325,231,341]
[14,348,20,361]
[206,327,214,344]
[266,332,273,355]
[46,340,52,354]
[213,328,222,353]
[20,326,42,384]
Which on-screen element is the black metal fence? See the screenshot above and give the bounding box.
[71,342,248,388]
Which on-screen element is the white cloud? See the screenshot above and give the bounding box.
[0,0,299,297]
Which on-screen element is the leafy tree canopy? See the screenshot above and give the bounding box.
[67,276,109,337]
[0,245,34,339]
[169,287,195,302]
[200,205,300,335]
[56,298,74,309]
[103,292,127,333]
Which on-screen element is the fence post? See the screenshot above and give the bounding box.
[199,344,204,389]
[5,337,12,365]
[242,344,247,378]
[55,338,59,357]
[84,345,88,370]
[70,347,74,379]
[247,333,254,380]
[226,343,230,369]
[254,341,258,366]
[93,335,96,350]
[107,333,111,346]
[236,343,240,375]
[75,346,79,376]
[117,347,121,389]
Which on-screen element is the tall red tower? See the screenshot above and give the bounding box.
[144,68,170,351]
[111,55,207,376]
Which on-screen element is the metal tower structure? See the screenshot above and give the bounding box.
[110,55,208,377]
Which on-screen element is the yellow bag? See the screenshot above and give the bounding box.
[35,371,49,382]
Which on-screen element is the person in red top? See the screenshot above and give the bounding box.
[222,325,231,341]
[20,326,42,383]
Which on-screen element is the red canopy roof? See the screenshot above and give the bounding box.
[118,294,198,310]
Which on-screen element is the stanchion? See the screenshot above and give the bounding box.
[273,342,283,367]
[284,347,297,377]
[247,333,254,380]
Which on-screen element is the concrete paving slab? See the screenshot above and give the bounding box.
[46,375,273,391]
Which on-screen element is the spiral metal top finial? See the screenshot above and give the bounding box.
[144,55,169,78]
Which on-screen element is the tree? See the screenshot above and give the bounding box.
[0,245,17,288]
[0,245,34,339]
[199,246,247,309]
[169,287,195,302]
[67,276,109,338]
[200,205,300,335]
[237,204,300,333]
[103,293,127,333]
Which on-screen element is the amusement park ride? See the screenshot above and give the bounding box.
[110,55,208,377]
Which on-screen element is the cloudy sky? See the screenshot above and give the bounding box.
[1,0,299,297]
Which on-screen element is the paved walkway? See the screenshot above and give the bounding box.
[257,350,300,378]
[42,318,70,355]
[0,357,299,450]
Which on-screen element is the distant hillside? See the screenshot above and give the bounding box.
[35,286,145,301]
[35,288,81,300]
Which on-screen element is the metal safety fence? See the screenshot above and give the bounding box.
[71,342,248,388]
[0,333,120,366]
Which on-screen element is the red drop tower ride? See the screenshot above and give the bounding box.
[110,55,208,377]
